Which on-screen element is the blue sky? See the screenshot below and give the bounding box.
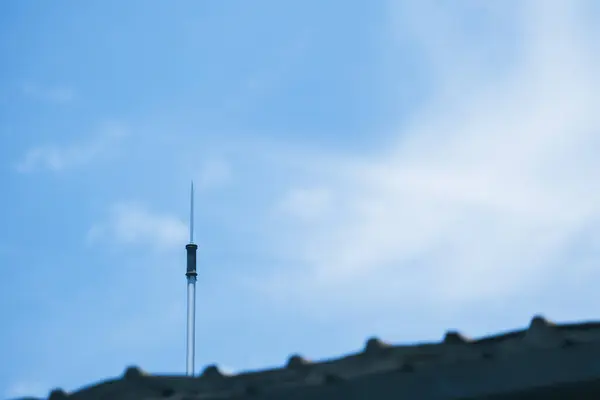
[2,0,600,398]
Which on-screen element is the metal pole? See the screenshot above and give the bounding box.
[186,275,196,376]
[185,181,198,376]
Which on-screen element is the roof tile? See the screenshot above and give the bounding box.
[47,389,67,400]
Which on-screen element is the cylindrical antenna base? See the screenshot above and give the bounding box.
[186,243,198,276]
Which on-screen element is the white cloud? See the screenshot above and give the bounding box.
[257,0,600,311]
[88,202,187,251]
[15,122,127,173]
[5,380,48,399]
[21,83,76,104]
[276,187,333,222]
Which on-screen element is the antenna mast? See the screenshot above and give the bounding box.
[190,181,194,244]
[185,181,198,376]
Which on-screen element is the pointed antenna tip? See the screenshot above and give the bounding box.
[189,180,195,244]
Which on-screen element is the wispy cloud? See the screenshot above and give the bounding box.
[5,380,48,399]
[15,122,127,173]
[254,0,600,312]
[276,187,333,222]
[21,83,76,104]
[87,202,187,251]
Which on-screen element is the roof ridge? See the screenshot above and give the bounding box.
[39,315,600,400]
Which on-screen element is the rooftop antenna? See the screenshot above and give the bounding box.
[185,181,198,376]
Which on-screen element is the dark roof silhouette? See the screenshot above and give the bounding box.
[16,315,600,400]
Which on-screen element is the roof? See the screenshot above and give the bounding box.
[21,315,600,400]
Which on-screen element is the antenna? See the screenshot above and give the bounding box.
[185,181,198,376]
[190,181,194,244]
